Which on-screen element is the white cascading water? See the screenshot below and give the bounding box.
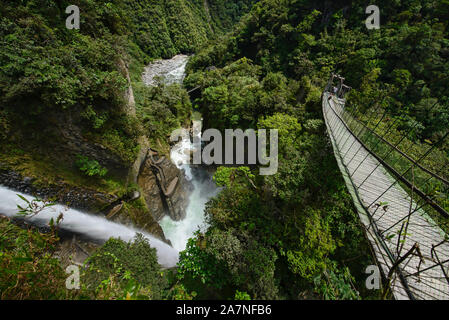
[164,57,189,85]
[0,185,179,268]
[142,54,189,86]
[143,55,219,252]
[160,120,219,252]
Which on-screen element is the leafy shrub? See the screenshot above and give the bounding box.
[75,155,108,177]
[0,203,67,300]
[313,268,360,300]
[234,290,251,300]
[136,83,191,139]
[178,229,279,299]
[0,221,67,299]
[82,235,167,300]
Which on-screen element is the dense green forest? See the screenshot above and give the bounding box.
[0,0,256,196]
[1,0,448,301]
[179,0,449,299]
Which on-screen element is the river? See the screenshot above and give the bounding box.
[143,54,219,252]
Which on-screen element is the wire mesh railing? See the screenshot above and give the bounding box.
[322,89,449,300]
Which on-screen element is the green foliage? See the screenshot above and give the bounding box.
[5,0,448,301]
[258,113,302,156]
[189,0,449,140]
[0,200,67,300]
[281,209,336,280]
[0,0,253,188]
[0,218,67,299]
[178,229,279,299]
[186,58,299,130]
[82,234,167,300]
[313,268,360,300]
[213,166,255,188]
[0,216,171,300]
[136,82,192,139]
[234,290,251,300]
[75,155,108,177]
[123,0,256,59]
[81,106,108,130]
[167,284,197,300]
[181,0,404,299]
[178,232,229,289]
[207,0,258,32]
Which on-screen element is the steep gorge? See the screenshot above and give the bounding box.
[0,0,255,264]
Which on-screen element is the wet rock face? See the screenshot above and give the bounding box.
[0,168,115,212]
[56,117,129,181]
[160,157,193,221]
[138,156,192,222]
[107,202,168,243]
[138,160,166,221]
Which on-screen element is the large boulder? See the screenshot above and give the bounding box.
[138,156,192,222]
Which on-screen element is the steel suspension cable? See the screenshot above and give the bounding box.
[354,101,443,190]
[367,131,449,211]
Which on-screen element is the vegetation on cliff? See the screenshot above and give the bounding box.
[177,0,448,299]
[1,0,448,301]
[0,0,255,243]
[0,0,255,193]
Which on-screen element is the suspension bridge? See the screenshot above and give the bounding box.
[322,75,449,300]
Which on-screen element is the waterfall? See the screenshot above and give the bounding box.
[142,54,189,87]
[142,54,219,253]
[0,55,213,269]
[160,120,219,252]
[0,185,179,268]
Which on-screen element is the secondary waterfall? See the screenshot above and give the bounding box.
[143,54,219,252]
[142,54,189,86]
[0,185,179,268]
[160,121,219,251]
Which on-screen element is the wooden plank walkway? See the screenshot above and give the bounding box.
[323,92,449,300]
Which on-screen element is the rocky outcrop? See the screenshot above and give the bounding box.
[105,198,168,243]
[55,116,129,181]
[136,54,196,223]
[0,56,194,249]
[129,136,151,185]
[138,161,166,221]
[138,155,192,222]
[0,214,98,268]
[119,58,137,116]
[159,156,192,221]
